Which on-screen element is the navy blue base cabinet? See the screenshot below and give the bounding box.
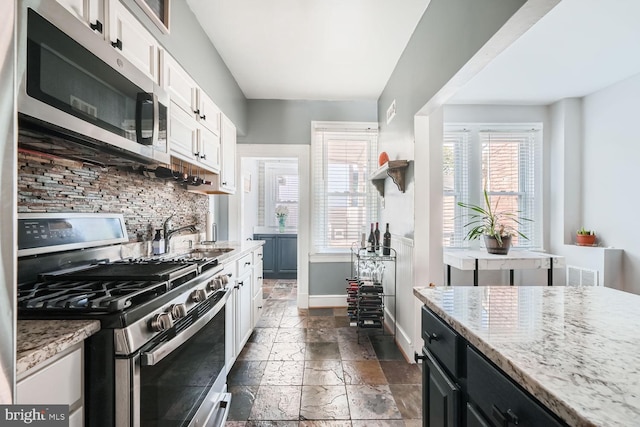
[253,234,297,279]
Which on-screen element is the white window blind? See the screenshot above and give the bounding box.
[262,161,299,228]
[443,130,470,247]
[311,123,378,253]
[443,125,542,249]
[481,130,539,248]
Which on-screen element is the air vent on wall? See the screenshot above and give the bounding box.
[566,265,599,287]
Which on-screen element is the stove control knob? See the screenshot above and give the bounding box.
[217,274,230,285]
[191,289,207,303]
[149,312,173,332]
[169,303,188,320]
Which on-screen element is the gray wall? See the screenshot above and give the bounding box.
[377,0,528,148]
[121,0,247,134]
[309,262,352,295]
[238,100,378,144]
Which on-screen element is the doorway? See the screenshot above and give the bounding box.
[230,144,310,309]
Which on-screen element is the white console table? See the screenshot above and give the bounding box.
[444,250,565,286]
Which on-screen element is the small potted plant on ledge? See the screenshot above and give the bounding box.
[458,190,531,255]
[576,227,596,246]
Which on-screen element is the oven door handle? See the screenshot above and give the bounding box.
[140,288,230,366]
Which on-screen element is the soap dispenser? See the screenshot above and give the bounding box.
[152,229,165,255]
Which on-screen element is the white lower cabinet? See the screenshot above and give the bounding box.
[252,247,264,327]
[225,246,264,371]
[235,253,254,356]
[17,343,84,426]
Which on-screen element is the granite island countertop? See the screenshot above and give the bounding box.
[413,286,640,427]
[17,320,100,376]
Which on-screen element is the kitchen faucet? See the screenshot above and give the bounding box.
[163,215,197,253]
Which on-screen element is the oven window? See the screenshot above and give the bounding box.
[140,306,225,426]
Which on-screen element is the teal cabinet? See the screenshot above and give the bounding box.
[254,234,297,279]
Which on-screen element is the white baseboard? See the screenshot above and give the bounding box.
[308,294,347,308]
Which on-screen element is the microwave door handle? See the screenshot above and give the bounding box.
[135,92,155,145]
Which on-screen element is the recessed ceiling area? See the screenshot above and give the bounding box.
[449,0,640,105]
[186,0,430,101]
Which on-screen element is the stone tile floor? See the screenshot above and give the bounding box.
[225,279,422,427]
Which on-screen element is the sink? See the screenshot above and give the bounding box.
[180,247,234,260]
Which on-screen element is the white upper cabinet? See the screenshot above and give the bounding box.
[56,0,106,38]
[197,90,221,135]
[219,114,237,194]
[164,52,222,174]
[108,0,160,83]
[168,101,198,162]
[198,126,221,173]
[164,54,197,117]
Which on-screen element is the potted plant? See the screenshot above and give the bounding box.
[458,190,531,255]
[576,227,596,246]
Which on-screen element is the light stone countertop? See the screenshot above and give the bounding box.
[17,319,100,376]
[413,285,640,427]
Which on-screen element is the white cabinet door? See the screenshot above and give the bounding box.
[252,259,264,327]
[235,270,253,355]
[56,0,106,38]
[198,126,221,173]
[164,54,197,117]
[197,90,221,135]
[169,102,197,162]
[219,114,237,194]
[108,0,159,83]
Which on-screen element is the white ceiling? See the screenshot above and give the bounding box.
[186,0,430,101]
[450,0,640,105]
[186,0,640,105]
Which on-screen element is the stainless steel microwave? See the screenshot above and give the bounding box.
[17,1,169,166]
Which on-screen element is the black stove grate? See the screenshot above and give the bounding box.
[18,279,171,312]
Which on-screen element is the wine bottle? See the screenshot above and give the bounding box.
[374,222,380,253]
[367,223,375,252]
[383,223,391,255]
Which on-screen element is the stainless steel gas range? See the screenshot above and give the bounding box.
[17,213,231,427]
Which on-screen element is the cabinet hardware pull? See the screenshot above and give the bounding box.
[427,332,439,344]
[111,39,122,50]
[491,405,519,426]
[245,261,251,266]
[222,181,227,185]
[200,114,206,120]
[238,281,244,286]
[200,154,206,159]
[414,352,427,363]
[234,284,240,289]
[194,109,200,115]
[90,20,103,33]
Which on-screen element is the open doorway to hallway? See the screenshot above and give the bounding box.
[232,144,310,309]
[242,157,298,281]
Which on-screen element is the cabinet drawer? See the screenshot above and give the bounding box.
[422,306,461,378]
[18,344,82,406]
[253,246,264,265]
[466,346,565,427]
[237,252,253,276]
